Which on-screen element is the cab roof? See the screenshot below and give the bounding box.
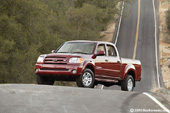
[66,40,115,45]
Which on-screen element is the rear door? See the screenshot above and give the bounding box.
[106,44,121,77]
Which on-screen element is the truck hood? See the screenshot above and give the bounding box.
[45,53,92,58]
[41,53,92,64]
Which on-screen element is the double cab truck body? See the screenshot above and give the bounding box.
[35,40,142,91]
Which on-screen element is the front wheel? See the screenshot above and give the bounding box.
[121,75,134,91]
[36,75,54,85]
[76,68,95,88]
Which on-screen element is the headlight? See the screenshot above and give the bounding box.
[69,58,83,63]
[37,55,46,63]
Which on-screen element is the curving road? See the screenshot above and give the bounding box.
[105,0,164,93]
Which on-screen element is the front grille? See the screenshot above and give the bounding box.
[44,63,67,65]
[44,56,67,65]
[46,56,66,58]
[45,59,64,61]
[40,68,69,71]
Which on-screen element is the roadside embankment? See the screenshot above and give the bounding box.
[159,0,170,89]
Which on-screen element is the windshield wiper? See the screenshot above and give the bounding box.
[57,52,69,53]
[72,52,89,54]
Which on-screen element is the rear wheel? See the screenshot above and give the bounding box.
[121,75,134,91]
[76,68,95,88]
[36,75,54,85]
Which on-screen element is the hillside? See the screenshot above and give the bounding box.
[0,0,120,84]
[159,0,170,89]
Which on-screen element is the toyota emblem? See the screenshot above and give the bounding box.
[53,59,57,62]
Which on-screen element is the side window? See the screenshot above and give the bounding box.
[97,44,106,56]
[107,45,117,57]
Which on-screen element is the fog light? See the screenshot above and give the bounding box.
[72,70,77,74]
[35,69,39,73]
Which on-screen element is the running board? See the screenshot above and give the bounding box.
[95,78,118,83]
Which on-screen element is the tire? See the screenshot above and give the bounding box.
[76,68,95,88]
[36,75,54,85]
[121,75,134,91]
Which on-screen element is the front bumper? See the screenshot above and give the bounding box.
[35,63,83,76]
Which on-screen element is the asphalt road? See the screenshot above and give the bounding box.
[0,84,169,113]
[106,0,164,93]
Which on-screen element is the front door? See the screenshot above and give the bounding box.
[95,44,109,78]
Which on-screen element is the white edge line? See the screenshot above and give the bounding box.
[143,92,170,112]
[115,1,125,45]
[152,0,160,88]
[101,1,125,90]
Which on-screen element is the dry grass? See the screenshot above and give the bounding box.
[100,2,121,42]
[100,22,116,42]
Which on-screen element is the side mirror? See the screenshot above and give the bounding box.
[97,51,105,56]
[51,50,55,53]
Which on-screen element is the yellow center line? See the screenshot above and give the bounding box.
[133,0,140,60]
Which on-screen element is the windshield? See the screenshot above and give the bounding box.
[57,42,96,54]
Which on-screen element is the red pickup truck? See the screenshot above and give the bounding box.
[35,40,141,91]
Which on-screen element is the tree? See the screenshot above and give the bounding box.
[0,0,120,84]
[0,0,64,83]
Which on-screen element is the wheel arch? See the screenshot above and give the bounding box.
[82,60,95,75]
[123,64,136,87]
[85,64,95,75]
[127,70,136,87]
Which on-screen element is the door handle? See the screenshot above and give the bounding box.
[105,59,108,62]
